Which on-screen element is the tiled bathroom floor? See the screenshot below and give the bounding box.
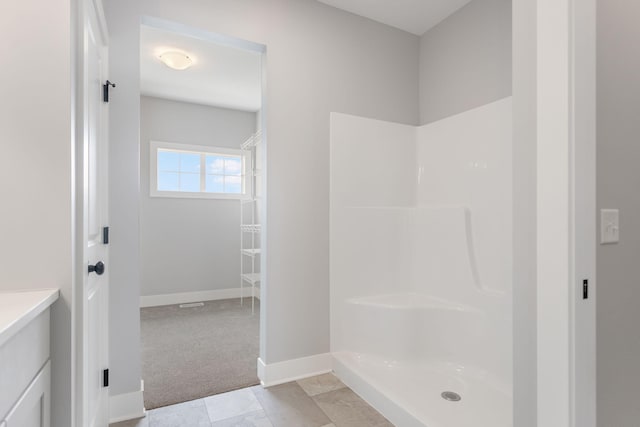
[110,373,394,427]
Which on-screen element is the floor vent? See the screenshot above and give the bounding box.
[179,302,205,308]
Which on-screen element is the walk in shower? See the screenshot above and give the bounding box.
[330,97,513,427]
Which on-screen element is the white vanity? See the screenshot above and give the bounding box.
[0,289,59,427]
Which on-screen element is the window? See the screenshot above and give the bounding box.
[150,141,247,199]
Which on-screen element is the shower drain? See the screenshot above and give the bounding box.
[441,391,462,402]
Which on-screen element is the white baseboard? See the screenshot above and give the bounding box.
[140,287,259,308]
[257,353,332,387]
[109,384,145,424]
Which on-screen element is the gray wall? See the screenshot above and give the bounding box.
[139,96,256,296]
[419,0,512,124]
[597,1,640,425]
[105,0,143,397]
[512,0,536,424]
[0,1,73,427]
[105,0,419,399]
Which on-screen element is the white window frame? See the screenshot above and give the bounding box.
[150,140,249,200]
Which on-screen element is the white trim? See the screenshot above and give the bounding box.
[91,0,108,43]
[149,191,244,200]
[257,357,266,383]
[256,353,332,387]
[140,287,258,308]
[537,0,572,423]
[109,386,145,424]
[151,140,244,156]
[257,47,268,376]
[536,0,596,425]
[140,16,266,54]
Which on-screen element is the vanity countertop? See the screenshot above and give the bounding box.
[0,289,59,348]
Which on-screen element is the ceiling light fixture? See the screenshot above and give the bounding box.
[158,51,193,70]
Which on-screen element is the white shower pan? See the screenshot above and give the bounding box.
[333,293,511,427]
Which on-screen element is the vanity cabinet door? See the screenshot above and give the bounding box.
[4,362,50,427]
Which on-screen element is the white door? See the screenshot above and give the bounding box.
[82,0,109,426]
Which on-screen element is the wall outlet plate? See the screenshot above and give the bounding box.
[600,209,619,244]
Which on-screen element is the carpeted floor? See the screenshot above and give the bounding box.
[140,297,260,409]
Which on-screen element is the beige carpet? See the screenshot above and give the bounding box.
[140,298,260,409]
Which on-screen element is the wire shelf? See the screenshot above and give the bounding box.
[240,129,262,315]
[240,224,261,233]
[241,273,261,285]
[242,249,261,257]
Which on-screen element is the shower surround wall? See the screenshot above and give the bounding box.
[330,97,512,427]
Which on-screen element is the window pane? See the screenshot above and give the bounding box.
[158,150,179,172]
[180,153,201,174]
[158,171,179,191]
[206,155,225,174]
[205,175,224,193]
[156,147,243,197]
[225,176,242,193]
[224,158,242,176]
[179,173,200,192]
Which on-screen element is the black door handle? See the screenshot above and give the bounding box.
[88,261,105,275]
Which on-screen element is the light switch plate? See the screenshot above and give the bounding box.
[601,209,619,244]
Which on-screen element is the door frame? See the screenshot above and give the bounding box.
[73,0,110,425]
[139,14,269,365]
[514,0,597,425]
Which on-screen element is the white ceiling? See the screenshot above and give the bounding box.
[140,25,262,112]
[316,0,473,35]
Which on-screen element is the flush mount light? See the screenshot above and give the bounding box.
[158,51,193,70]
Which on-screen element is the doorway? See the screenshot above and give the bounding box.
[136,19,266,409]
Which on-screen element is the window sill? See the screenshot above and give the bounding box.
[149,190,245,200]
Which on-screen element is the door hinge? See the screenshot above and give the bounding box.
[583,279,589,300]
[103,369,109,387]
[103,226,109,245]
[103,80,116,103]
